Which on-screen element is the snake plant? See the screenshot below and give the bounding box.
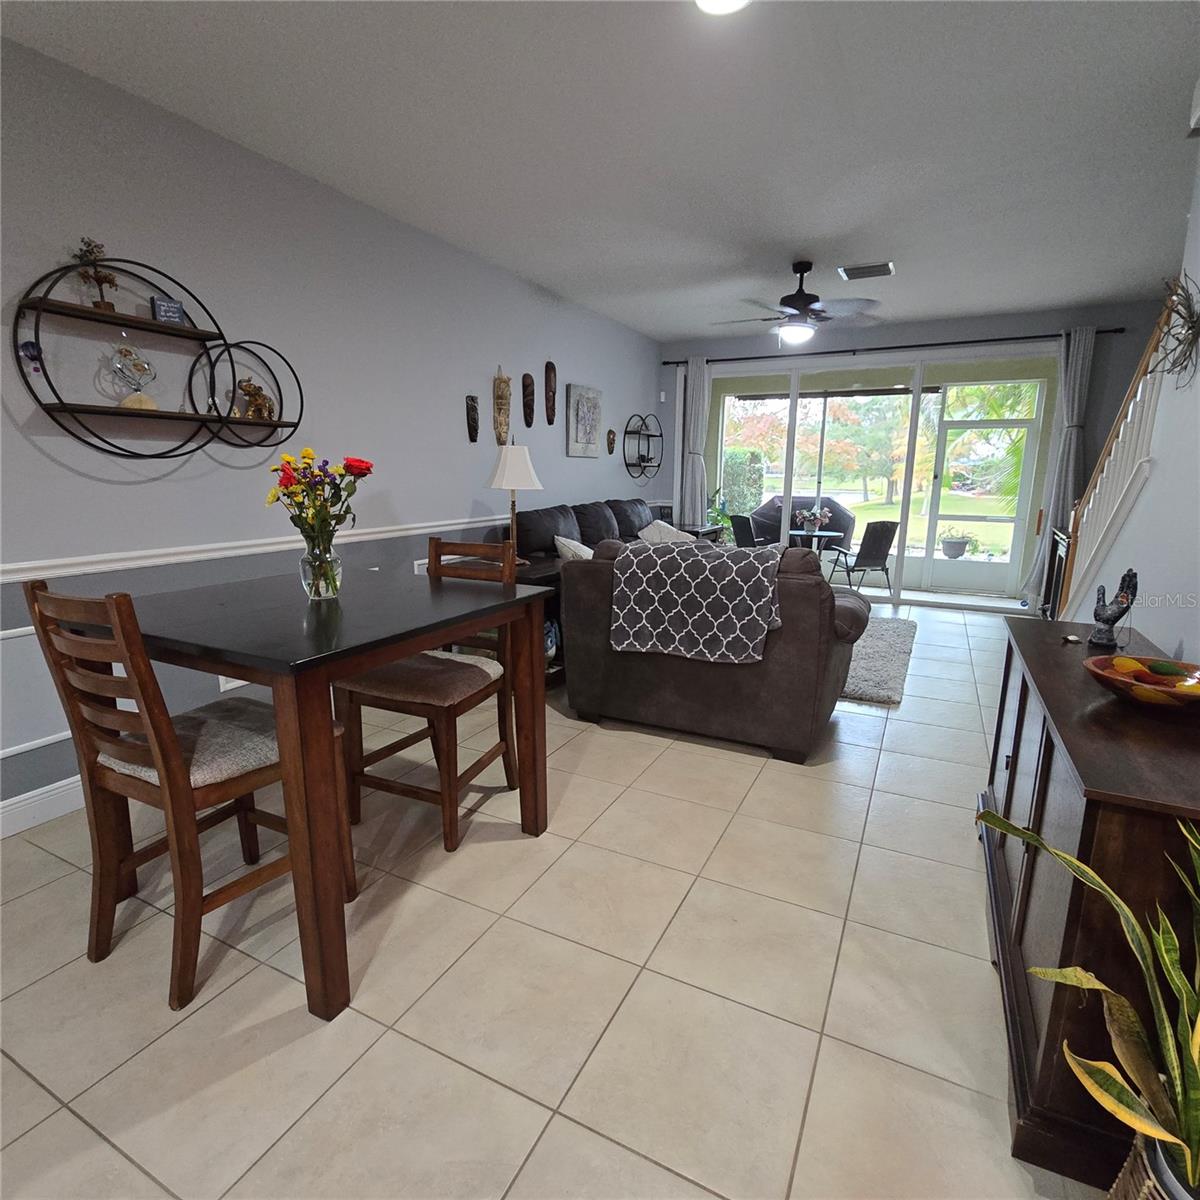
[977,810,1200,1189]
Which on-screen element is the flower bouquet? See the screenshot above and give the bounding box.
[266,447,373,599]
[796,505,832,533]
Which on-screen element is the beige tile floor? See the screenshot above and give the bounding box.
[0,604,1106,1200]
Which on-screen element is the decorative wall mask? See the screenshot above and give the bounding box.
[465,394,479,443]
[522,373,535,427]
[493,366,512,445]
[545,361,557,425]
[606,429,616,455]
[566,384,601,457]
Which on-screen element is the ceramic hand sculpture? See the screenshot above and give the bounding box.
[1088,567,1138,648]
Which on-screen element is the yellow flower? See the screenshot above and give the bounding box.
[269,463,281,473]
[301,446,315,460]
[280,453,296,465]
[265,487,281,506]
[330,464,345,476]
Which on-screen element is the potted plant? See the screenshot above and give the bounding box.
[72,236,119,312]
[977,810,1200,1199]
[797,505,832,534]
[940,525,981,559]
[266,447,373,599]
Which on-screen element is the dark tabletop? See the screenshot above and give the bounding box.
[1006,617,1200,815]
[788,529,843,538]
[129,567,552,675]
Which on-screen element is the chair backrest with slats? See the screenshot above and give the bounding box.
[23,581,181,788]
[851,521,899,570]
[427,538,517,585]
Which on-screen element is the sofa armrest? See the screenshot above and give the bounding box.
[831,588,871,644]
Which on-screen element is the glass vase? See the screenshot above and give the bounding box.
[300,545,342,600]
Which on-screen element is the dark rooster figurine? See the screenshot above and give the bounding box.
[1088,568,1138,648]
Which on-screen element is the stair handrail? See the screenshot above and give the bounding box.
[1058,294,1176,613]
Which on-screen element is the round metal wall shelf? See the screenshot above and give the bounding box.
[623,412,663,479]
[12,257,302,460]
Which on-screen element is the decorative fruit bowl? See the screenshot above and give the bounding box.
[1083,655,1200,709]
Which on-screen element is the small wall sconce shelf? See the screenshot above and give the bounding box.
[623,413,663,479]
[12,255,303,460]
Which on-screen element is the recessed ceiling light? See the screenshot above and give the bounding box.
[696,0,752,15]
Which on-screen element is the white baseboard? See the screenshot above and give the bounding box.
[1,775,84,836]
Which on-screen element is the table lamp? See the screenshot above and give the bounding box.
[488,442,543,551]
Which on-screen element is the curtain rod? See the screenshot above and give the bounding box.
[660,327,1125,367]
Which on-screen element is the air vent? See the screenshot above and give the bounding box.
[837,261,895,282]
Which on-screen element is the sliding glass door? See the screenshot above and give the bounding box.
[709,354,1053,599]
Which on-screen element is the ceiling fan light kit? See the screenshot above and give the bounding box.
[713,258,881,341]
[775,322,816,347]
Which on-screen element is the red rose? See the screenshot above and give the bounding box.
[277,465,297,488]
[343,457,373,478]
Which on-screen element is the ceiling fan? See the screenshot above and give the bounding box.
[715,259,881,344]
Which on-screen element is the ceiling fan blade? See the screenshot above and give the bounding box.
[816,297,882,318]
[712,316,779,325]
[741,298,794,315]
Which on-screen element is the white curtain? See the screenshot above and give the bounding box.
[1021,326,1096,604]
[680,355,711,527]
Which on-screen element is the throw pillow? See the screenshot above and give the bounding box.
[605,498,654,539]
[572,501,621,546]
[554,535,594,561]
[638,520,696,545]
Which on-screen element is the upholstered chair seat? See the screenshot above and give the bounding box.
[343,651,503,707]
[97,696,282,788]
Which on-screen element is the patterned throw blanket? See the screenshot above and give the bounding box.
[609,542,782,664]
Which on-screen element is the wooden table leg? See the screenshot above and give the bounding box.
[511,597,547,835]
[273,671,351,1019]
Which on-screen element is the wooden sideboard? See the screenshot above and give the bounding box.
[980,618,1200,1189]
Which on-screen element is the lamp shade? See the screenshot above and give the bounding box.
[488,444,543,492]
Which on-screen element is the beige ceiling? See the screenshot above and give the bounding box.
[4,1,1197,341]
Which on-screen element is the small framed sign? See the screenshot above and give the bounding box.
[151,296,188,325]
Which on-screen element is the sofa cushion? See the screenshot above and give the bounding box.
[572,501,621,546]
[554,535,593,561]
[515,504,581,557]
[605,498,654,540]
[638,520,695,545]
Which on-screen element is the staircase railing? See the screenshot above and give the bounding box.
[1059,301,1172,614]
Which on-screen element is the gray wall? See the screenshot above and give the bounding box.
[660,298,1165,483]
[1065,146,1200,662]
[0,41,668,801]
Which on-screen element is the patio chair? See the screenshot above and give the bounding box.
[829,520,899,590]
[729,514,771,547]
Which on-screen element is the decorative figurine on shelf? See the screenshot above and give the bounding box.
[110,344,158,410]
[18,341,42,374]
[493,366,512,446]
[1088,568,1138,648]
[73,237,119,313]
[237,377,275,421]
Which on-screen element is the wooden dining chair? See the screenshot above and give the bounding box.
[23,580,358,1010]
[333,538,517,852]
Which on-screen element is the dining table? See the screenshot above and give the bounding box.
[127,565,553,1020]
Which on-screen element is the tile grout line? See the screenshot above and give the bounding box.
[784,696,889,1200]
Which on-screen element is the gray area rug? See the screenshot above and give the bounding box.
[842,618,918,704]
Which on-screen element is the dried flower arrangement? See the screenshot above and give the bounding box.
[72,236,119,312]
